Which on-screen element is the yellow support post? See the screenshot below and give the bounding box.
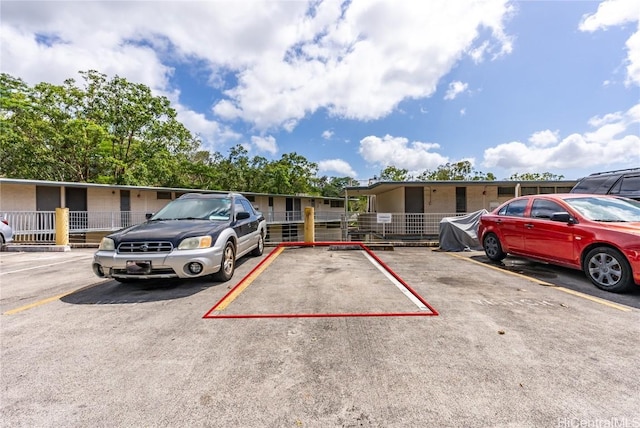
[304,207,315,243]
[55,208,69,246]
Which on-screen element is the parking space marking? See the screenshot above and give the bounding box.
[553,287,631,312]
[2,282,105,315]
[204,241,438,319]
[362,251,428,311]
[0,258,90,276]
[446,252,632,312]
[3,292,75,315]
[211,246,285,312]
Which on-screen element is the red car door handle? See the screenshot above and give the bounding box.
[525,223,534,229]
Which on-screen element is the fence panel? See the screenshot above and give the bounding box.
[4,211,56,243]
[3,211,465,245]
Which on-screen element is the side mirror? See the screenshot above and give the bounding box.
[236,212,250,220]
[145,213,154,220]
[550,212,576,224]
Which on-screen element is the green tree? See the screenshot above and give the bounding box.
[509,172,565,181]
[379,166,409,181]
[256,153,318,195]
[313,176,353,197]
[76,70,199,185]
[417,161,495,181]
[1,71,200,185]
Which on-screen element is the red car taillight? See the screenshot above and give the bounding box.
[1,219,8,226]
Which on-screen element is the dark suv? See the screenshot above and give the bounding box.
[93,192,266,283]
[570,168,640,201]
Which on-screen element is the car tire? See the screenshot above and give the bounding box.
[483,233,507,261]
[214,240,236,282]
[251,233,264,257]
[583,247,634,293]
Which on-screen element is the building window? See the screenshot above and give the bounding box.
[330,200,344,208]
[455,187,466,213]
[521,187,538,195]
[539,187,555,194]
[246,195,255,202]
[497,186,516,197]
[556,186,573,193]
[157,191,172,200]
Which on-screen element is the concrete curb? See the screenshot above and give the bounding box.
[2,244,71,252]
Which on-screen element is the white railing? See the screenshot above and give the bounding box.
[3,211,56,243]
[347,212,466,238]
[69,211,148,232]
[2,211,463,245]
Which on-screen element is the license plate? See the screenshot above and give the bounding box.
[126,260,152,274]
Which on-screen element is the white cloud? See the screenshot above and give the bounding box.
[0,1,516,132]
[322,130,334,140]
[250,135,278,155]
[482,103,640,172]
[176,107,241,151]
[318,159,357,177]
[444,81,469,100]
[528,130,559,147]
[359,134,449,171]
[579,0,640,86]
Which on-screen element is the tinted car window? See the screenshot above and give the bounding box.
[571,176,617,193]
[610,175,640,199]
[500,199,527,217]
[240,199,255,214]
[530,199,565,219]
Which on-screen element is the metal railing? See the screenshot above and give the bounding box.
[3,210,463,245]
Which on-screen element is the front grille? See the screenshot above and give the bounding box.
[111,267,176,276]
[117,241,173,253]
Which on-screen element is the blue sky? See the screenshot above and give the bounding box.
[1,0,639,183]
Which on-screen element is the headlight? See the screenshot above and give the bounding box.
[178,236,213,250]
[98,237,115,251]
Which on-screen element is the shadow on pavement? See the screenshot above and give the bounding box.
[61,277,225,305]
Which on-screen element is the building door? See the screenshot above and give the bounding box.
[456,187,467,213]
[66,187,88,240]
[120,190,131,227]
[404,187,424,235]
[36,186,61,211]
[285,197,301,221]
[36,186,60,241]
[284,197,301,241]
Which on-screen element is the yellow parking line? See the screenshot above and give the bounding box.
[214,246,284,312]
[3,292,74,315]
[2,282,106,316]
[553,287,631,312]
[446,253,555,286]
[446,252,632,312]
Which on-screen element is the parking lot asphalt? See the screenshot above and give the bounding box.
[1,246,639,427]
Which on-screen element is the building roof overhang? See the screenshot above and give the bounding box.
[341,179,578,197]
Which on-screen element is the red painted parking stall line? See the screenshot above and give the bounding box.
[203,241,439,319]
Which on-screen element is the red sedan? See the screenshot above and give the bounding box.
[478,194,640,293]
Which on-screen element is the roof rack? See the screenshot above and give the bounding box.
[588,167,640,176]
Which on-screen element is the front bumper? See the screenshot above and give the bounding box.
[93,245,224,280]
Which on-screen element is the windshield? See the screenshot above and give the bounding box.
[151,197,231,221]
[565,197,640,222]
